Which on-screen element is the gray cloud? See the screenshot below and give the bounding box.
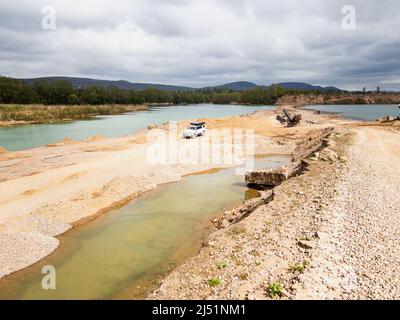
[0,0,399,90]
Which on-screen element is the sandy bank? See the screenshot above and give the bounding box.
[0,104,149,127]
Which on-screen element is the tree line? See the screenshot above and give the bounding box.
[0,76,329,106]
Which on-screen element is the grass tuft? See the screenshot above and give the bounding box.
[216,261,228,270]
[207,278,222,287]
[266,282,283,298]
[288,260,310,273]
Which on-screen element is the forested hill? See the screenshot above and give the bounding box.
[0,75,344,105]
[21,77,194,91]
[276,82,340,92]
[18,76,341,92]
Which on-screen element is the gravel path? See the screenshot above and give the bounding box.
[297,127,400,299]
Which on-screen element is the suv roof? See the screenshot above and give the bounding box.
[190,122,205,126]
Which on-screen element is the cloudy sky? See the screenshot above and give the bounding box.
[0,0,399,90]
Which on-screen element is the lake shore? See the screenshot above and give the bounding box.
[0,104,149,128]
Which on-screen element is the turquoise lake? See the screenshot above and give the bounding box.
[0,104,275,151]
[304,104,399,121]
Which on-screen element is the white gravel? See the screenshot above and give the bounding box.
[0,232,59,279]
[297,127,400,299]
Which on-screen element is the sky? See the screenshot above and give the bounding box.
[0,0,399,90]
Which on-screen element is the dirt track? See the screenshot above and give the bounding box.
[297,127,400,299]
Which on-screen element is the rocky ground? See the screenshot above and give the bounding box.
[296,127,400,299]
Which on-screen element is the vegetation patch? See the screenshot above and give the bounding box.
[266,282,283,298]
[238,273,248,280]
[0,104,145,123]
[231,226,247,235]
[288,260,310,273]
[207,278,222,287]
[216,261,228,270]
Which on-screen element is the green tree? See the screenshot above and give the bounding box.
[0,76,21,103]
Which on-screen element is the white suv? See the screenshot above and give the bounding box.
[183,122,206,139]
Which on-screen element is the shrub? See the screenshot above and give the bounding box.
[266,282,283,298]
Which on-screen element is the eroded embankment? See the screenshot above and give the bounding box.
[212,126,336,230]
[277,93,400,106]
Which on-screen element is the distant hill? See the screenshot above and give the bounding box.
[211,81,341,92]
[276,82,341,92]
[20,77,194,92]
[211,81,260,91]
[17,76,342,92]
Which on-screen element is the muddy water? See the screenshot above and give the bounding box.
[0,156,288,300]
